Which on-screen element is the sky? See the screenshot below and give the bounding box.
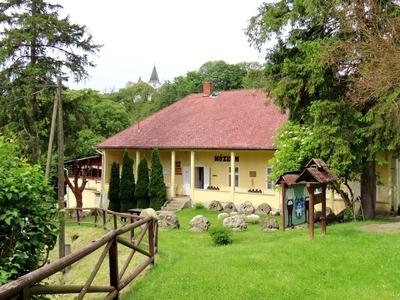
[53,0,267,92]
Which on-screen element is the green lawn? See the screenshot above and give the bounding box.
[122,208,400,300]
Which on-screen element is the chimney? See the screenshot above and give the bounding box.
[203,81,213,97]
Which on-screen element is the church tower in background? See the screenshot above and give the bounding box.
[148,65,161,88]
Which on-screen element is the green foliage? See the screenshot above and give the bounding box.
[209,227,233,246]
[194,202,205,209]
[0,0,101,162]
[108,162,120,212]
[135,158,150,209]
[0,138,58,284]
[119,150,136,211]
[149,149,167,210]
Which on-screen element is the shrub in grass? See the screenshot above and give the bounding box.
[209,227,233,246]
[194,202,205,209]
[108,162,120,212]
[119,150,136,211]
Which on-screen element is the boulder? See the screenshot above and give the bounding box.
[245,214,261,224]
[230,211,238,216]
[189,215,210,232]
[217,212,230,222]
[270,208,281,216]
[158,212,180,229]
[223,215,247,231]
[208,200,223,212]
[139,208,158,220]
[261,218,279,231]
[314,207,336,224]
[223,201,237,213]
[256,203,272,215]
[238,201,255,215]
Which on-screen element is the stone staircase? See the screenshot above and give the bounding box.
[162,196,191,212]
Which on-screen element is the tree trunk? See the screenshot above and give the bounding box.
[75,188,83,208]
[361,160,376,219]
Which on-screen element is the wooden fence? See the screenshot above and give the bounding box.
[0,208,158,300]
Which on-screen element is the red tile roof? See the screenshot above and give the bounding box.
[97,89,288,150]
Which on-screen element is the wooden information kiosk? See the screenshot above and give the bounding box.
[276,159,338,238]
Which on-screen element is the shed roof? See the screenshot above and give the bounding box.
[97,89,288,150]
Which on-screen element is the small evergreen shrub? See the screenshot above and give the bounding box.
[119,150,136,211]
[209,227,233,246]
[135,158,150,208]
[149,148,166,210]
[194,202,205,209]
[108,162,120,212]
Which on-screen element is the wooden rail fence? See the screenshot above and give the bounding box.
[0,208,158,300]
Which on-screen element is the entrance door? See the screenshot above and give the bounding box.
[183,166,191,196]
[195,166,210,189]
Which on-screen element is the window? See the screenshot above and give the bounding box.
[266,166,274,190]
[228,167,239,187]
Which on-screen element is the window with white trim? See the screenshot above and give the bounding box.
[228,167,239,187]
[266,166,274,190]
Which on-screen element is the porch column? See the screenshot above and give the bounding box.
[171,151,176,198]
[190,151,195,200]
[230,151,235,202]
[135,150,140,183]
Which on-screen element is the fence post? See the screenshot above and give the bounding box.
[109,236,119,300]
[113,214,117,230]
[94,209,98,227]
[129,216,134,241]
[155,221,159,254]
[103,210,106,229]
[148,219,155,265]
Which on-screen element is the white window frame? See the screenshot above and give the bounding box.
[228,166,240,187]
[266,166,274,190]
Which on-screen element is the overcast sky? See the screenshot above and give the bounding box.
[52,0,267,92]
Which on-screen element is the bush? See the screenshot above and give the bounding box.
[194,202,205,209]
[0,139,58,284]
[209,227,233,246]
[119,150,136,211]
[135,158,150,208]
[149,149,166,210]
[108,162,120,212]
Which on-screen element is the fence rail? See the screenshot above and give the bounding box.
[0,208,158,300]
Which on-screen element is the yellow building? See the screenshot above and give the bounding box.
[97,84,400,214]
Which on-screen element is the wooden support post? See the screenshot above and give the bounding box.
[129,216,134,241]
[113,214,117,230]
[148,219,155,265]
[103,210,106,229]
[321,184,327,236]
[76,208,80,225]
[108,238,119,300]
[94,209,98,227]
[281,183,286,231]
[307,184,315,239]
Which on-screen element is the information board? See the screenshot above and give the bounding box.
[285,184,308,227]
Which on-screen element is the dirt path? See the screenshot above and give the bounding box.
[359,221,400,233]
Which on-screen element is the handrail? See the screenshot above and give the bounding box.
[0,210,158,300]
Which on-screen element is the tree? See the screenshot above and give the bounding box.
[119,150,135,212]
[245,0,400,219]
[63,160,88,208]
[149,148,167,210]
[135,158,150,208]
[0,0,101,162]
[108,162,120,212]
[0,137,58,284]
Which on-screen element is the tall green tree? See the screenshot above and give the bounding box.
[108,162,120,212]
[149,149,166,210]
[135,158,150,209]
[0,0,100,162]
[246,0,400,219]
[119,150,135,212]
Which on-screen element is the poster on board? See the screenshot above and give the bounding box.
[285,184,308,227]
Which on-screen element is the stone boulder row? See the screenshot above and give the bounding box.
[314,207,336,224]
[270,208,281,216]
[223,201,237,213]
[245,214,261,224]
[256,203,272,215]
[223,215,247,231]
[217,212,230,222]
[158,212,180,229]
[208,200,223,212]
[189,215,210,232]
[261,218,279,231]
[238,201,255,215]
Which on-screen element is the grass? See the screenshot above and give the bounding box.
[122,208,400,300]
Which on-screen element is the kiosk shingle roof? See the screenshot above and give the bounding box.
[97,89,288,150]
